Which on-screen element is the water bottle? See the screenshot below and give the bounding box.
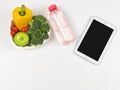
[48,4,75,45]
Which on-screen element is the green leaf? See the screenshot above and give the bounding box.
[29,20,33,28]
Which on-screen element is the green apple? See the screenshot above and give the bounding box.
[13,32,30,47]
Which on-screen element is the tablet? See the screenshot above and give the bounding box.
[75,17,116,64]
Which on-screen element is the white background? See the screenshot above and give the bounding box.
[0,0,120,90]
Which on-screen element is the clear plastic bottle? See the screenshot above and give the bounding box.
[48,4,75,45]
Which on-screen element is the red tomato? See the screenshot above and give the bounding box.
[21,27,28,32]
[10,25,18,33]
[10,31,16,37]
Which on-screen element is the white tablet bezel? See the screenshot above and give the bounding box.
[74,16,116,64]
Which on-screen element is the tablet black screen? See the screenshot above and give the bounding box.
[77,19,113,61]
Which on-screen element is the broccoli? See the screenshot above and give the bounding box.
[33,15,46,22]
[27,15,50,46]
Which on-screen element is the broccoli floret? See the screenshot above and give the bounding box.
[33,15,46,22]
[41,22,50,32]
[42,32,49,39]
[33,29,42,38]
[32,20,41,29]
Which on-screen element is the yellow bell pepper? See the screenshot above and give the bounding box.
[13,5,33,30]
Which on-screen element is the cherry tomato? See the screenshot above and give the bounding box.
[10,25,18,33]
[21,26,28,32]
[10,31,16,37]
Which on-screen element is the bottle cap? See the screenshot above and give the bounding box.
[48,4,57,12]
